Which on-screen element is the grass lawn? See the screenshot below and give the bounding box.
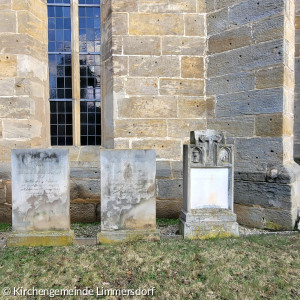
[0,226,300,299]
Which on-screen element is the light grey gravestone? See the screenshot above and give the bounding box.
[7,149,74,247]
[97,149,160,243]
[179,130,239,239]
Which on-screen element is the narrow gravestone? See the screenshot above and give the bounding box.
[7,149,74,247]
[98,149,160,243]
[179,130,239,239]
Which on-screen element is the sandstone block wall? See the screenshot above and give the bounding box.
[0,0,49,222]
[0,0,300,228]
[206,0,300,230]
[101,0,209,217]
[295,1,300,162]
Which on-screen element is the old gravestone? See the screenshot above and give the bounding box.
[97,149,160,243]
[179,130,239,239]
[7,149,74,247]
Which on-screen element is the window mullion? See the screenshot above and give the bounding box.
[71,0,81,146]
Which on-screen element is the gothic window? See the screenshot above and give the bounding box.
[47,0,101,146]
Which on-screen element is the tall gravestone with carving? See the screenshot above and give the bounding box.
[180,130,239,239]
[7,149,74,247]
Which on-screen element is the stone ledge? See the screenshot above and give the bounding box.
[97,230,160,244]
[180,210,239,239]
[7,230,74,247]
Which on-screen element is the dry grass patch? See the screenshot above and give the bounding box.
[0,234,300,299]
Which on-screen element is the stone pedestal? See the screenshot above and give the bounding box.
[7,149,74,247]
[97,149,160,243]
[179,130,239,239]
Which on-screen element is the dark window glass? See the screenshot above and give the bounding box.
[79,55,100,100]
[78,6,100,53]
[49,54,72,100]
[48,1,101,146]
[79,0,100,4]
[47,4,71,52]
[48,0,70,5]
[80,101,101,145]
[48,1,73,146]
[50,101,73,146]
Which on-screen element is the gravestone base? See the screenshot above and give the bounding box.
[97,229,160,244]
[179,209,239,239]
[7,230,74,247]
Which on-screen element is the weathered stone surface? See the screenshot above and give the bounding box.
[234,204,295,230]
[255,114,283,137]
[70,167,100,179]
[129,56,180,77]
[0,11,16,33]
[7,231,74,247]
[118,96,177,118]
[167,0,197,13]
[114,138,130,149]
[11,149,70,232]
[17,54,47,81]
[162,37,205,55]
[129,13,184,35]
[0,54,17,77]
[17,11,46,43]
[0,97,32,118]
[215,0,240,10]
[70,178,100,200]
[207,8,228,35]
[123,36,161,55]
[207,117,255,137]
[208,40,283,77]
[12,0,47,21]
[160,79,204,96]
[252,15,284,43]
[137,0,168,13]
[112,13,128,35]
[0,203,11,223]
[184,14,205,36]
[112,0,138,12]
[156,161,172,178]
[0,0,10,10]
[181,57,204,78]
[78,146,100,163]
[177,96,206,118]
[207,72,255,95]
[235,181,292,210]
[167,119,206,138]
[113,56,128,76]
[0,78,14,96]
[235,138,283,171]
[132,139,182,160]
[156,199,182,218]
[112,36,122,55]
[100,150,157,234]
[215,88,283,117]
[157,179,183,200]
[296,16,300,29]
[208,25,252,54]
[125,77,158,95]
[197,0,214,13]
[228,0,284,27]
[70,201,97,223]
[255,66,283,89]
[180,209,239,239]
[115,119,167,137]
[171,161,183,178]
[2,119,42,139]
[206,96,216,118]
